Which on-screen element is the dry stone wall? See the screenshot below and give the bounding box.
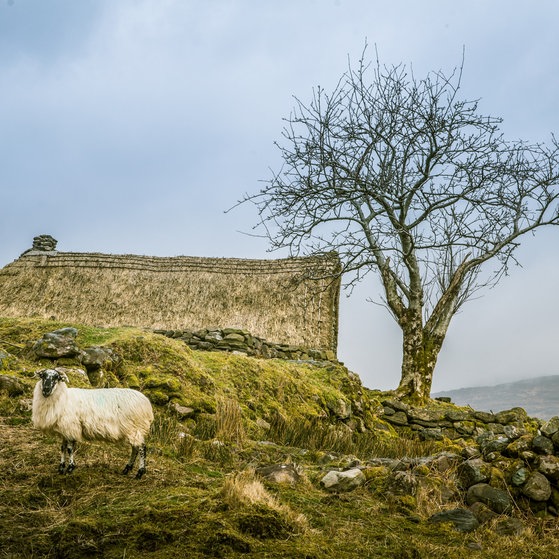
[154,327,337,362]
[382,396,559,518]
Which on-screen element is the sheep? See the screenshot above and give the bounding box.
[32,368,154,479]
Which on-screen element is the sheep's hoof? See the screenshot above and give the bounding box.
[122,464,132,475]
[135,468,146,479]
[58,464,66,474]
[66,464,75,474]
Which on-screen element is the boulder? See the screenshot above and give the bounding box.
[522,472,552,502]
[533,435,555,455]
[538,455,559,481]
[457,458,491,488]
[320,468,366,492]
[428,508,479,532]
[81,347,119,371]
[541,416,559,437]
[0,374,25,396]
[466,483,513,514]
[31,328,81,359]
[494,518,527,536]
[257,464,302,485]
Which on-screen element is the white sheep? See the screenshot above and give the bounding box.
[32,368,154,479]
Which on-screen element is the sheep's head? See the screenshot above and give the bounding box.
[37,369,69,397]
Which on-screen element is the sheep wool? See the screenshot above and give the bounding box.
[32,369,154,479]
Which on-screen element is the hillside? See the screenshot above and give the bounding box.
[434,376,559,420]
[2,317,559,558]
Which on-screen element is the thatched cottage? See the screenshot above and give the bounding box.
[0,236,341,353]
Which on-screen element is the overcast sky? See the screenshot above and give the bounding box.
[1,0,558,393]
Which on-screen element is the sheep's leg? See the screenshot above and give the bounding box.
[122,445,139,476]
[135,444,147,479]
[58,439,76,474]
[65,440,76,474]
[58,439,68,474]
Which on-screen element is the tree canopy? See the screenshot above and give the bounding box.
[241,52,559,401]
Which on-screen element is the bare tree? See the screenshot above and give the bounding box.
[240,52,559,402]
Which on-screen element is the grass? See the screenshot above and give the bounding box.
[2,316,559,557]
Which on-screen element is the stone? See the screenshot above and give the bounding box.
[521,472,551,502]
[472,411,496,423]
[0,374,25,396]
[81,347,119,371]
[538,455,559,480]
[466,483,513,514]
[457,458,491,488]
[385,411,408,426]
[428,508,479,532]
[469,501,499,524]
[381,398,409,412]
[172,403,196,419]
[494,518,527,536]
[479,435,510,455]
[505,434,533,456]
[327,398,351,420]
[257,464,302,485]
[406,407,445,423]
[540,416,559,437]
[495,407,528,425]
[30,234,58,252]
[387,471,418,496]
[533,435,555,455]
[320,468,366,492]
[511,466,530,487]
[445,410,469,422]
[32,328,81,359]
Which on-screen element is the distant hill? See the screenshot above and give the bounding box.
[433,375,559,420]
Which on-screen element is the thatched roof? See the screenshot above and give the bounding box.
[0,237,341,352]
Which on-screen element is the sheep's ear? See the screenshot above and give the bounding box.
[58,372,70,383]
[35,370,46,379]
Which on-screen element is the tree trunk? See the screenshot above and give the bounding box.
[395,312,445,403]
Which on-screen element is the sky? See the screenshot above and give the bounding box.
[1,0,558,393]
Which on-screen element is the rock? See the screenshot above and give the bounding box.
[428,508,479,532]
[522,472,552,502]
[466,483,513,514]
[457,458,491,488]
[541,416,559,437]
[406,407,445,423]
[381,398,409,412]
[472,411,496,423]
[385,411,408,426]
[494,518,527,536]
[511,466,530,487]
[172,403,196,419]
[32,328,81,359]
[320,468,366,492]
[505,434,534,456]
[533,435,555,455]
[257,464,302,485]
[469,501,499,524]
[387,471,418,496]
[495,407,528,425]
[479,435,510,456]
[538,455,559,481]
[81,347,119,371]
[327,398,351,420]
[0,374,25,396]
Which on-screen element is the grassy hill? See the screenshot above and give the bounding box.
[1,317,559,558]
[434,376,559,420]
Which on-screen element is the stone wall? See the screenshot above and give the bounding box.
[382,396,559,517]
[154,327,337,362]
